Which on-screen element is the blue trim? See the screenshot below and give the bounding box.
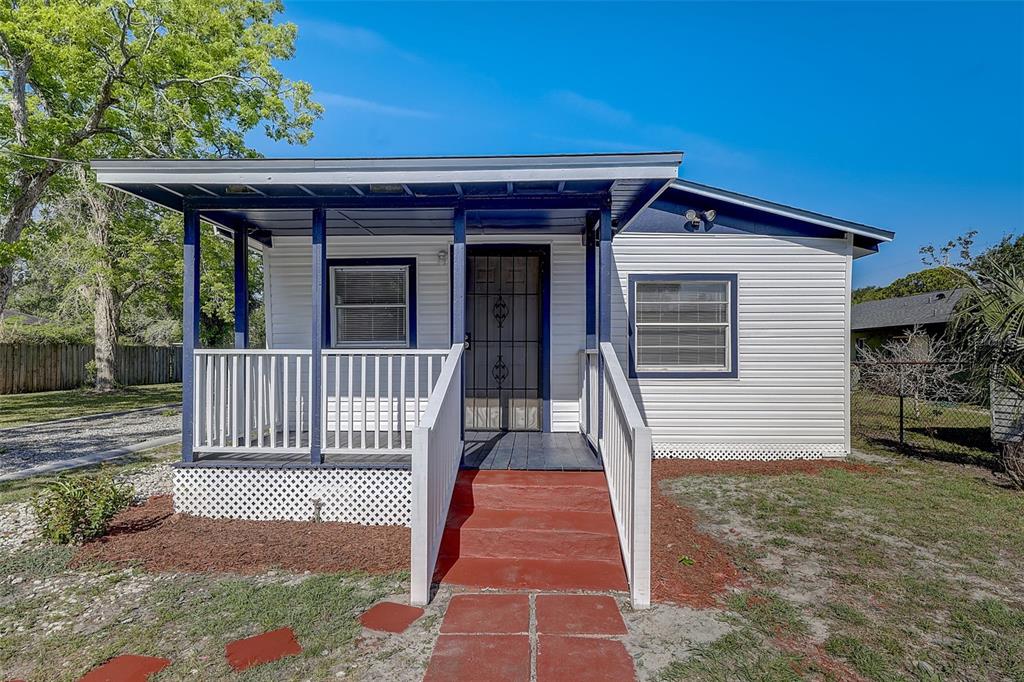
[597,205,612,443]
[464,243,552,432]
[310,208,327,464]
[232,228,249,349]
[585,226,597,348]
[627,273,739,379]
[181,209,201,463]
[326,257,419,348]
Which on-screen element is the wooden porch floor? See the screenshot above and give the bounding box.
[462,431,602,471]
[187,430,601,471]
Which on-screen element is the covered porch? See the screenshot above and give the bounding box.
[92,152,671,608]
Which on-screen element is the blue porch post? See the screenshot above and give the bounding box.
[181,209,201,463]
[597,204,612,441]
[585,223,597,349]
[310,208,327,464]
[452,206,466,438]
[233,228,249,349]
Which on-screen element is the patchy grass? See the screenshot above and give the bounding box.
[0,383,181,428]
[658,452,1024,681]
[0,445,178,506]
[0,563,403,681]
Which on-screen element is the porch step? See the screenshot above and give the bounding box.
[436,470,628,592]
[451,477,611,513]
[433,556,628,592]
[440,526,621,561]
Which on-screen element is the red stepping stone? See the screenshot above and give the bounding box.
[537,636,635,681]
[359,601,425,634]
[441,594,530,634]
[425,634,530,682]
[536,594,628,635]
[224,627,301,671]
[78,654,170,682]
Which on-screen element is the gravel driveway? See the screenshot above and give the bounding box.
[0,407,181,476]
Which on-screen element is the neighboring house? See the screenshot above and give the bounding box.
[851,289,964,358]
[92,152,893,606]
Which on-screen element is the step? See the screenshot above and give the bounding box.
[457,470,607,489]
[450,483,612,513]
[439,526,622,561]
[434,556,629,592]
[445,508,619,536]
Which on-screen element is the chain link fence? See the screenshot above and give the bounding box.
[851,361,998,467]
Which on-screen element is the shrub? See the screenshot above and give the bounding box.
[31,474,134,544]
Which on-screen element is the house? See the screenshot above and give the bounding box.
[851,289,964,358]
[91,152,893,607]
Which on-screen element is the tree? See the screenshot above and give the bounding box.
[857,327,973,417]
[0,0,321,312]
[852,267,966,304]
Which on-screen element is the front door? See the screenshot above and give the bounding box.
[465,248,543,430]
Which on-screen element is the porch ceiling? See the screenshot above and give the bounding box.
[91,152,683,239]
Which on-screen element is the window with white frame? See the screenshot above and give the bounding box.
[331,265,410,346]
[633,277,734,373]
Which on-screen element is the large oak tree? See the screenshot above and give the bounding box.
[0,0,321,313]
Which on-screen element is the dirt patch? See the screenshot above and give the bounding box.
[73,495,409,574]
[650,461,742,607]
[648,458,877,608]
[655,458,879,478]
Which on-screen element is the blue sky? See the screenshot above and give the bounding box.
[257,1,1024,288]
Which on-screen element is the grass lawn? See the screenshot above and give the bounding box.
[0,383,182,429]
[658,452,1024,681]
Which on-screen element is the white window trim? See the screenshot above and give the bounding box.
[633,279,733,373]
[329,265,411,348]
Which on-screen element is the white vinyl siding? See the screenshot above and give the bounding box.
[613,231,851,454]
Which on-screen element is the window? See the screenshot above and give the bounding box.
[331,262,413,347]
[629,274,737,378]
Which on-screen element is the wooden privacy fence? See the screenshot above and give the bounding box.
[0,343,182,394]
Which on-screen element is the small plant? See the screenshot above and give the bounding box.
[31,474,134,544]
[84,359,98,386]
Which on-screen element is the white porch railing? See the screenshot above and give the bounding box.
[598,342,652,609]
[194,349,312,454]
[579,348,599,449]
[409,343,465,605]
[321,349,450,453]
[193,347,449,455]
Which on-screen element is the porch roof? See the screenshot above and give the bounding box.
[91,152,683,241]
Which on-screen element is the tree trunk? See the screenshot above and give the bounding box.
[0,163,61,313]
[84,182,120,392]
[93,273,120,391]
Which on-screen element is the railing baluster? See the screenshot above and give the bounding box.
[269,355,277,449]
[321,353,328,451]
[414,356,421,428]
[295,354,302,448]
[347,355,354,451]
[375,355,381,449]
[400,354,407,449]
[360,354,367,449]
[257,355,264,448]
[205,354,214,447]
[282,355,290,447]
[387,355,394,450]
[333,354,341,451]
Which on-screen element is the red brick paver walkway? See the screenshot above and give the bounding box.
[424,593,635,682]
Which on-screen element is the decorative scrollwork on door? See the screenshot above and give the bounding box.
[491,355,509,388]
[492,294,509,328]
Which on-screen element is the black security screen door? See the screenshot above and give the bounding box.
[465,250,543,431]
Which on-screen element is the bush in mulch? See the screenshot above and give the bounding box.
[32,474,134,544]
[73,495,409,575]
[649,458,879,607]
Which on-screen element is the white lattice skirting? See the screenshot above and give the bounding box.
[173,467,412,526]
[653,443,848,460]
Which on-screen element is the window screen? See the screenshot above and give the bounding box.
[634,279,731,370]
[332,266,409,346]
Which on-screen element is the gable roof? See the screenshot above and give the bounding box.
[851,289,965,331]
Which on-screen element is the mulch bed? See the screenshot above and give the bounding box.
[649,458,878,607]
[74,495,409,574]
